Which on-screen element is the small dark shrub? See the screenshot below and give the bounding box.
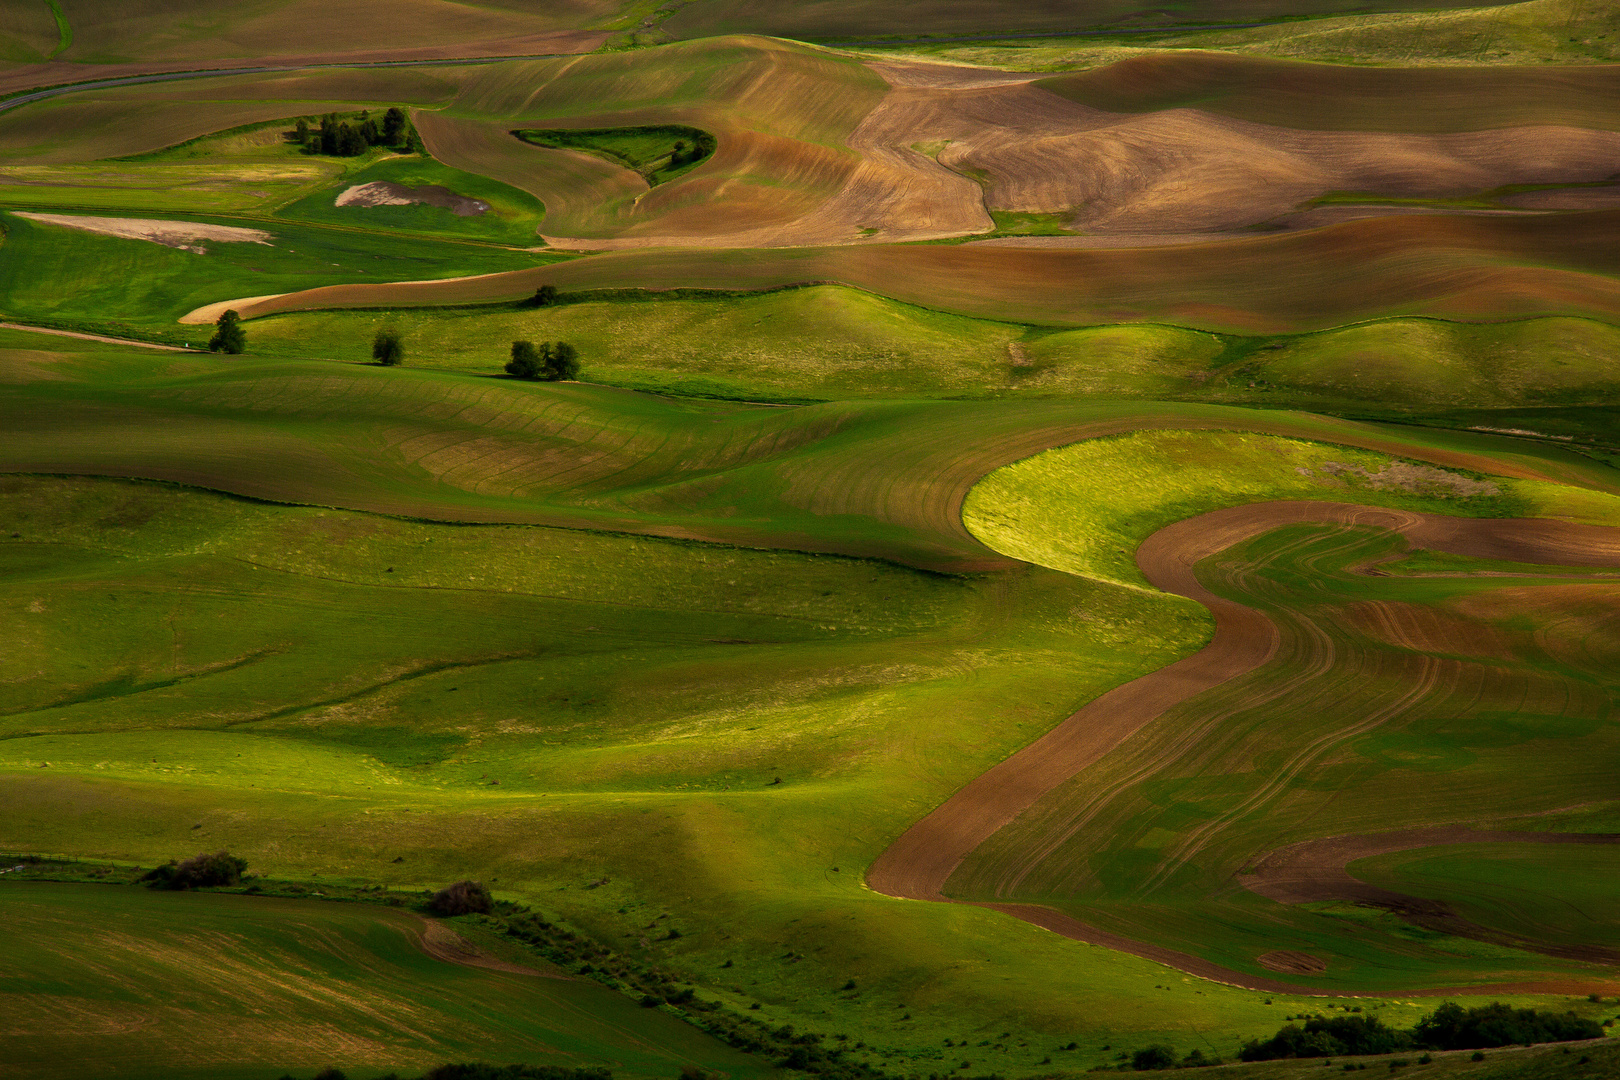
[312,1069,348,1080]
[1131,1045,1176,1071]
[142,850,248,890]
[428,880,492,916]
[1471,1052,1485,1062]
[530,285,559,308]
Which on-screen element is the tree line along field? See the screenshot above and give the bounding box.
[4,6,1620,1079]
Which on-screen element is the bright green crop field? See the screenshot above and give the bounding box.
[5,13,1620,1080]
[0,880,769,1080]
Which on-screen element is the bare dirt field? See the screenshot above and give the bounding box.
[14,211,272,253]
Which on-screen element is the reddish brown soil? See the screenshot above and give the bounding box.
[866,501,1620,990]
[1258,950,1328,975]
[415,917,565,978]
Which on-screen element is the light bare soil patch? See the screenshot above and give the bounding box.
[336,180,489,216]
[866,501,1620,987]
[14,211,272,253]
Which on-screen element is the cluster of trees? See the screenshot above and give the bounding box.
[141,850,249,890]
[1238,1002,1604,1062]
[505,340,580,381]
[294,107,421,157]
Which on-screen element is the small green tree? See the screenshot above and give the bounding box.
[529,284,559,308]
[405,130,425,155]
[207,309,245,354]
[506,339,543,379]
[372,329,404,366]
[294,118,310,145]
[545,341,580,381]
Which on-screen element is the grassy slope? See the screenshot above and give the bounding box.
[955,431,1620,988]
[273,153,549,246]
[231,210,1620,334]
[237,291,1620,410]
[848,0,1620,70]
[0,0,621,64]
[424,37,887,242]
[0,211,562,329]
[1,880,770,1080]
[3,442,1617,1072]
[0,66,479,165]
[5,329,1619,572]
[1035,52,1620,132]
[1351,844,1620,952]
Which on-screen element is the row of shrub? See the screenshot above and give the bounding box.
[1238,1003,1604,1062]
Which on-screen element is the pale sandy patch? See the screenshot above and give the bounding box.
[14,212,273,253]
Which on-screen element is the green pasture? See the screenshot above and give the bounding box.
[227,291,1620,411]
[515,125,714,186]
[5,328,1619,570]
[0,880,768,1080]
[3,383,1618,1073]
[848,0,1620,70]
[276,154,549,246]
[0,210,563,330]
[1351,843,1620,952]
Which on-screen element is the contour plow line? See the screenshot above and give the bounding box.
[865,500,1620,993]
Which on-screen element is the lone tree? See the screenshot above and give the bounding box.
[372,329,405,366]
[294,118,310,145]
[506,339,543,379]
[529,284,559,308]
[428,880,493,916]
[208,309,245,354]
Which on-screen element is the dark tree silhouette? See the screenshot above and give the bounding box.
[547,341,580,381]
[372,329,405,366]
[529,284,559,308]
[208,309,245,354]
[506,339,543,379]
[383,107,408,145]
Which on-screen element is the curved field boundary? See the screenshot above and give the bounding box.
[866,501,1620,989]
[220,209,1620,334]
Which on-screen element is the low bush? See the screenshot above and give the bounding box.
[142,850,248,890]
[428,880,493,917]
